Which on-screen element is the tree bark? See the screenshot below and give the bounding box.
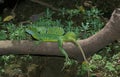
[0,8,120,62]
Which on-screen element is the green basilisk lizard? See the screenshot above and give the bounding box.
[26,26,88,68]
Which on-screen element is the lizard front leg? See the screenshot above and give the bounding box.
[58,37,73,69]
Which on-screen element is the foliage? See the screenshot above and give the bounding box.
[0,54,32,76]
[60,8,81,19]
[91,0,120,17]
[0,5,120,77]
[80,7,104,38]
[0,30,7,40]
[77,61,90,76]
[88,51,120,77]
[59,7,104,38]
[0,23,31,40]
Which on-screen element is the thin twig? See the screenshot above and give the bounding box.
[30,0,60,11]
[11,0,19,17]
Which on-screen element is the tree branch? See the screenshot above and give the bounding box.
[0,8,120,62]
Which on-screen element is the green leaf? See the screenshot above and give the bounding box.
[105,61,115,71]
[3,15,15,22]
[0,30,7,40]
[92,54,102,60]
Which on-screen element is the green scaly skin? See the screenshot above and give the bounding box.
[26,28,88,69]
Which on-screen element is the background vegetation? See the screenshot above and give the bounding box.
[0,0,120,77]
